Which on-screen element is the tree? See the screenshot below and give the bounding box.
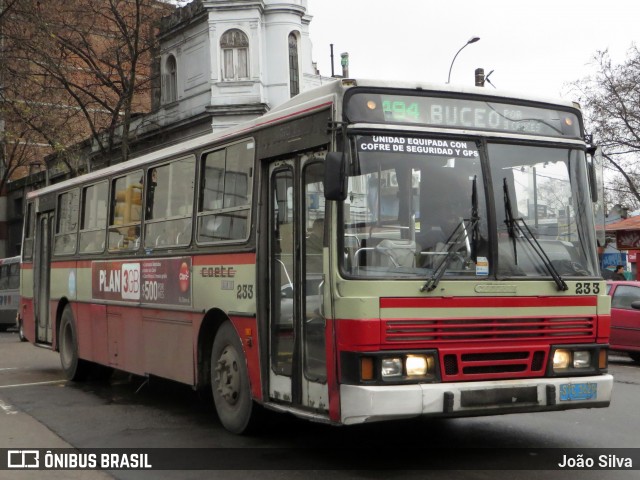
[569,46,640,211]
[0,0,171,184]
[0,0,17,20]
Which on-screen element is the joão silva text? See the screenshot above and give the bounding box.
[558,454,632,468]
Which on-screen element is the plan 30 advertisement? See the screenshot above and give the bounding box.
[91,257,191,306]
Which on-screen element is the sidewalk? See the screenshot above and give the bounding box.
[0,400,113,480]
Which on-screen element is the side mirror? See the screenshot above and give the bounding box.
[587,157,598,203]
[630,300,640,311]
[586,145,602,203]
[324,152,347,201]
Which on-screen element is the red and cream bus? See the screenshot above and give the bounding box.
[19,78,612,433]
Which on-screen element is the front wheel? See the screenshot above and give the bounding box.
[59,305,91,381]
[211,322,254,434]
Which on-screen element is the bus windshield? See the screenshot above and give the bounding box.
[340,134,599,280]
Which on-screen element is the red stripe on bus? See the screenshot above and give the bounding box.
[50,261,78,269]
[45,255,256,268]
[49,260,93,269]
[380,296,598,309]
[597,314,611,342]
[192,253,256,266]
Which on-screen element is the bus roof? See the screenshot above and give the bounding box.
[25,78,580,199]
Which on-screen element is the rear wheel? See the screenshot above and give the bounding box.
[59,305,91,381]
[211,322,254,434]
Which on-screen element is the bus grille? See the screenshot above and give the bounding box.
[440,349,548,381]
[384,316,595,343]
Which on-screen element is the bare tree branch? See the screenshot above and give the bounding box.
[569,46,640,211]
[1,0,170,186]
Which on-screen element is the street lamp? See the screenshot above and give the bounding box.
[446,36,480,84]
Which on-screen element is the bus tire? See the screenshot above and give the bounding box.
[210,322,254,434]
[18,319,27,342]
[59,305,91,381]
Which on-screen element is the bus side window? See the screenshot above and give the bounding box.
[23,203,35,260]
[8,263,19,289]
[108,171,143,251]
[79,182,108,254]
[53,189,80,256]
[0,266,7,290]
[144,157,195,249]
[197,139,254,244]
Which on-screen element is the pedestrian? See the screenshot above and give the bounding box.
[611,265,626,281]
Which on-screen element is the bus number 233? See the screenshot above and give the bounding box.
[237,284,254,299]
[575,282,600,294]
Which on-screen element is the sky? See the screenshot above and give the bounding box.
[307,0,640,101]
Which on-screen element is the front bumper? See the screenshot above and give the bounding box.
[340,374,613,425]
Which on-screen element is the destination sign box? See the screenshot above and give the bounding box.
[345,92,581,138]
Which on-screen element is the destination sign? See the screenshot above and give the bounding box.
[345,93,582,138]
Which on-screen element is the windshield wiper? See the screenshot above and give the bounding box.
[421,178,480,292]
[470,175,479,263]
[502,178,568,291]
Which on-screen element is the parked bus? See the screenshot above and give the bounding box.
[19,79,612,433]
[0,256,20,336]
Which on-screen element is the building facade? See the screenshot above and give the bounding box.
[133,0,323,146]
[4,0,327,256]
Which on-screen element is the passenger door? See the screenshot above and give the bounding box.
[34,211,54,344]
[267,153,328,411]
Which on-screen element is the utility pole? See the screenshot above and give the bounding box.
[330,44,335,77]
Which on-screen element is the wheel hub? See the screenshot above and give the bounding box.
[214,346,240,405]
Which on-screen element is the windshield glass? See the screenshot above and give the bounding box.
[489,144,598,278]
[342,135,489,278]
[340,135,599,279]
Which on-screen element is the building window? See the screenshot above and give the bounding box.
[163,55,178,103]
[221,29,249,81]
[288,32,299,97]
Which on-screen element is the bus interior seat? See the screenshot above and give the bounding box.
[375,239,418,268]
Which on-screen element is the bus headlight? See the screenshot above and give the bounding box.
[573,351,591,369]
[553,349,593,372]
[553,349,572,370]
[381,358,403,379]
[405,355,428,376]
[406,354,435,377]
[381,355,436,379]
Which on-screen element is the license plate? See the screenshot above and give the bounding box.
[559,382,597,401]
